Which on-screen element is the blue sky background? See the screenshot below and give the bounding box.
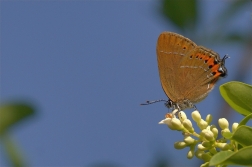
[1,1,251,167]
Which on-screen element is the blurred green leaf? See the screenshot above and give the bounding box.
[223,33,247,43]
[209,146,252,166]
[216,0,249,24]
[1,134,27,167]
[219,81,252,116]
[161,0,197,30]
[231,125,252,147]
[0,103,34,135]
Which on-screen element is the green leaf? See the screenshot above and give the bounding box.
[0,103,34,135]
[219,81,252,116]
[209,146,252,166]
[1,134,27,167]
[239,113,252,126]
[231,125,252,147]
[161,0,197,30]
[209,151,233,166]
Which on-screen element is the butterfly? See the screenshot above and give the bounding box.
[142,32,228,111]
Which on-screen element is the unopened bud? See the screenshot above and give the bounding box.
[178,111,187,121]
[187,145,195,159]
[192,110,201,122]
[197,119,208,130]
[221,128,231,137]
[215,143,230,150]
[202,129,215,141]
[198,144,207,151]
[183,119,194,132]
[174,141,187,149]
[171,118,184,130]
[210,125,218,139]
[218,118,229,129]
[184,136,195,145]
[205,114,212,124]
[232,123,239,132]
[202,141,211,148]
[187,149,194,159]
[195,149,204,159]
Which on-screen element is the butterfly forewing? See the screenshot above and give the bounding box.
[156,32,197,102]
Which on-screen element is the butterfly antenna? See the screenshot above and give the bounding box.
[222,54,230,63]
[140,99,167,105]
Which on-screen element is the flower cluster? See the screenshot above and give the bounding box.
[159,110,238,167]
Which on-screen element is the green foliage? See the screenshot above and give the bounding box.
[231,125,252,147]
[219,81,252,116]
[209,147,252,166]
[161,0,197,31]
[208,82,252,166]
[0,102,35,167]
[0,103,34,135]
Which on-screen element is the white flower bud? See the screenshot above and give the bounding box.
[191,110,201,122]
[215,143,230,150]
[202,129,215,141]
[174,141,187,149]
[187,145,195,159]
[178,111,187,121]
[184,136,195,145]
[197,119,208,130]
[218,118,229,129]
[187,150,194,159]
[205,114,212,124]
[171,118,184,130]
[197,144,207,151]
[195,149,204,158]
[232,122,239,132]
[202,141,211,148]
[183,119,194,133]
[195,150,205,159]
[210,125,218,139]
[221,128,231,137]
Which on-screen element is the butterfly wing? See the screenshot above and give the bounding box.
[156,32,197,102]
[178,46,225,103]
